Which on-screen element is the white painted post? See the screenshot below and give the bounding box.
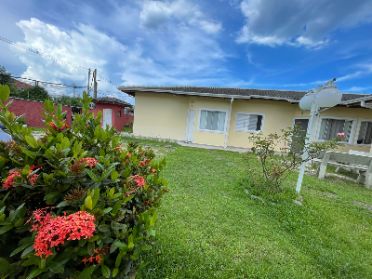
[318,152,330,179]
[365,159,372,189]
[296,103,319,193]
[224,98,234,148]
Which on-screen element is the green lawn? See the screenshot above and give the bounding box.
[125,139,372,279]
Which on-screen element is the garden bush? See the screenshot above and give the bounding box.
[248,127,338,196]
[0,85,167,278]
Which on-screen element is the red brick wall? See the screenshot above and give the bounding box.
[5,98,133,131]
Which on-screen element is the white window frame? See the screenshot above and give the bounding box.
[354,118,372,146]
[235,112,264,133]
[198,108,228,134]
[316,116,357,144]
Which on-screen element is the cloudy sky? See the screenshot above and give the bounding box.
[1,0,372,102]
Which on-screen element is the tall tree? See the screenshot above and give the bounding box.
[0,66,12,85]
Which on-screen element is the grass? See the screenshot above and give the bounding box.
[122,138,372,279]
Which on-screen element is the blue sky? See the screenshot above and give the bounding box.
[1,0,372,102]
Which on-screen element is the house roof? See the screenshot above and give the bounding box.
[119,86,369,105]
[94,96,132,107]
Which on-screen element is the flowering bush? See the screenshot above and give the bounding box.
[0,86,167,278]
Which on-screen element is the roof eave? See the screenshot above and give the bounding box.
[118,87,300,104]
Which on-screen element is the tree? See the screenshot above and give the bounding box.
[0,66,12,85]
[21,86,50,101]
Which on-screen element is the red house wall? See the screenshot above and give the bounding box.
[7,98,72,128]
[5,98,133,131]
[92,103,133,131]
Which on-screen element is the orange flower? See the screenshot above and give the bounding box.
[131,175,145,188]
[2,169,21,189]
[79,158,98,168]
[31,210,96,258]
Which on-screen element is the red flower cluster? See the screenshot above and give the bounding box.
[2,169,21,189]
[82,254,102,265]
[139,159,150,167]
[28,174,39,185]
[82,248,105,265]
[31,210,96,257]
[79,158,98,168]
[131,175,145,188]
[28,165,41,186]
[48,121,69,131]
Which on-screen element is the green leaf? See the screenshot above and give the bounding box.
[112,268,119,278]
[0,224,13,235]
[103,207,112,214]
[0,84,10,102]
[56,200,69,208]
[44,192,61,204]
[0,257,11,275]
[10,241,33,257]
[21,245,34,259]
[9,203,25,223]
[101,265,111,279]
[127,234,134,250]
[78,266,96,279]
[84,195,93,210]
[111,170,119,181]
[25,135,38,149]
[72,141,83,158]
[26,268,44,279]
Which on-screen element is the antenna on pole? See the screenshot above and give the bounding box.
[87,68,91,95]
[93,69,98,99]
[295,79,342,194]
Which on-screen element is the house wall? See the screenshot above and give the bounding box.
[7,98,72,127]
[6,98,133,131]
[189,97,230,146]
[228,99,296,149]
[92,103,133,131]
[132,92,372,152]
[133,92,189,140]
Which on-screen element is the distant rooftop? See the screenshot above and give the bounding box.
[119,86,369,104]
[94,96,132,107]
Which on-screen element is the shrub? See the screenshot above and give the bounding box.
[248,127,338,194]
[0,86,167,278]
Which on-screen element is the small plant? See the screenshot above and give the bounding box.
[248,126,338,195]
[0,85,167,278]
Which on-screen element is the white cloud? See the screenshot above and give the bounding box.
[140,0,222,34]
[338,63,372,82]
[11,4,226,100]
[237,0,372,48]
[13,18,131,101]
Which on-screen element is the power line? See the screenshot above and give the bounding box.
[0,35,90,72]
[11,75,85,89]
[1,34,121,96]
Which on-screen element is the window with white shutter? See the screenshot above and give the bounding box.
[236,113,263,132]
[318,118,353,142]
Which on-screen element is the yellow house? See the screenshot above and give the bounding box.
[119,86,372,152]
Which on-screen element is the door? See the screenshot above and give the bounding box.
[102,109,113,128]
[186,110,195,142]
[292,118,309,153]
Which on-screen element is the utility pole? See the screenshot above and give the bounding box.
[87,68,91,95]
[93,69,98,99]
